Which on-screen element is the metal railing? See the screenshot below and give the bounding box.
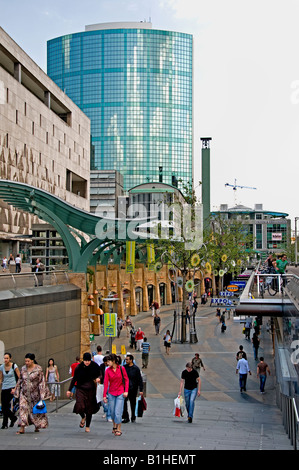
[255,272,283,297]
[274,325,299,450]
[46,377,72,413]
[277,391,299,450]
[0,270,70,290]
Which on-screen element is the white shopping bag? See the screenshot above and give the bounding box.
[96,383,104,403]
[173,396,181,417]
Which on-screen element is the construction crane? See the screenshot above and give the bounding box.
[225,179,257,191]
[225,179,257,204]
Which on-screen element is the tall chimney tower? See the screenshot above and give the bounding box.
[201,137,212,230]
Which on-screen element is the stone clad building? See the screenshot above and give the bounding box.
[0,27,90,259]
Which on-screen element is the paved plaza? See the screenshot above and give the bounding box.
[0,303,293,452]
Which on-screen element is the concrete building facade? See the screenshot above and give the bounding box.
[0,27,91,261]
[212,204,291,258]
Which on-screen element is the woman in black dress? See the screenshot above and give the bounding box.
[66,352,101,433]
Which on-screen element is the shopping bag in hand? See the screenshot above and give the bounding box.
[173,396,181,417]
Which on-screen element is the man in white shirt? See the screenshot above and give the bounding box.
[93,345,104,366]
[244,316,252,340]
[236,356,251,392]
[15,254,21,273]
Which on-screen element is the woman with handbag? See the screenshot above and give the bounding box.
[66,352,101,433]
[14,353,51,434]
[103,354,129,436]
[0,352,20,429]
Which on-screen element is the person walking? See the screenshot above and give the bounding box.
[178,362,201,423]
[15,254,22,273]
[33,258,44,286]
[93,345,104,366]
[185,306,191,324]
[122,354,143,423]
[14,353,51,434]
[257,357,271,394]
[124,316,132,337]
[236,345,247,361]
[191,353,205,375]
[45,358,59,402]
[66,352,101,433]
[236,355,252,392]
[252,332,260,360]
[103,354,129,437]
[151,301,159,316]
[135,327,145,351]
[244,316,252,340]
[69,356,80,397]
[2,256,7,271]
[153,312,161,335]
[130,325,137,350]
[141,337,151,369]
[192,298,198,315]
[98,356,112,422]
[163,330,172,355]
[0,353,20,429]
[276,254,288,287]
[117,317,123,338]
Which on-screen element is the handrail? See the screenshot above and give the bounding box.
[0,270,70,290]
[47,377,72,413]
[293,397,299,424]
[279,392,299,450]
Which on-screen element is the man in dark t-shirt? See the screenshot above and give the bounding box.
[257,357,270,393]
[178,362,201,423]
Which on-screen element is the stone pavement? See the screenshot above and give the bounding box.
[0,304,293,452]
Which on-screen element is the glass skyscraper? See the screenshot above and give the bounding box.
[47,22,193,191]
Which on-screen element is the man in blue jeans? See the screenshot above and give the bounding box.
[236,354,252,392]
[257,357,270,394]
[178,362,201,423]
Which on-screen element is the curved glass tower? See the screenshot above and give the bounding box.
[47,22,193,191]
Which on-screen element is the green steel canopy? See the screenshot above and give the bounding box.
[0,180,150,272]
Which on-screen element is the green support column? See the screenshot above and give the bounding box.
[201,137,212,231]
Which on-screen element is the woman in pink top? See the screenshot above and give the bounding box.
[103,354,129,436]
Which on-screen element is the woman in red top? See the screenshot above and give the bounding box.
[103,354,129,436]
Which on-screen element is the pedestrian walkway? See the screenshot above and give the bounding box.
[0,304,293,451]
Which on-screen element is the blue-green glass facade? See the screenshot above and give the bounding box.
[47,26,193,191]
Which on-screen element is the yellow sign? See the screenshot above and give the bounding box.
[112,344,116,354]
[121,345,126,355]
[104,313,117,337]
[126,241,136,274]
[147,243,155,271]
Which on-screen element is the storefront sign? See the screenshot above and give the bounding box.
[227,285,239,292]
[219,291,234,297]
[210,298,232,306]
[232,281,246,288]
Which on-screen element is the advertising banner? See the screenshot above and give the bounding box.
[126,241,135,273]
[147,243,155,271]
[104,313,117,337]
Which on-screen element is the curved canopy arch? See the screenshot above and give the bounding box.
[0,180,155,272]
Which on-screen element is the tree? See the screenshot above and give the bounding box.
[205,214,254,290]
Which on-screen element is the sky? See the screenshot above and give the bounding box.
[1,0,299,232]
